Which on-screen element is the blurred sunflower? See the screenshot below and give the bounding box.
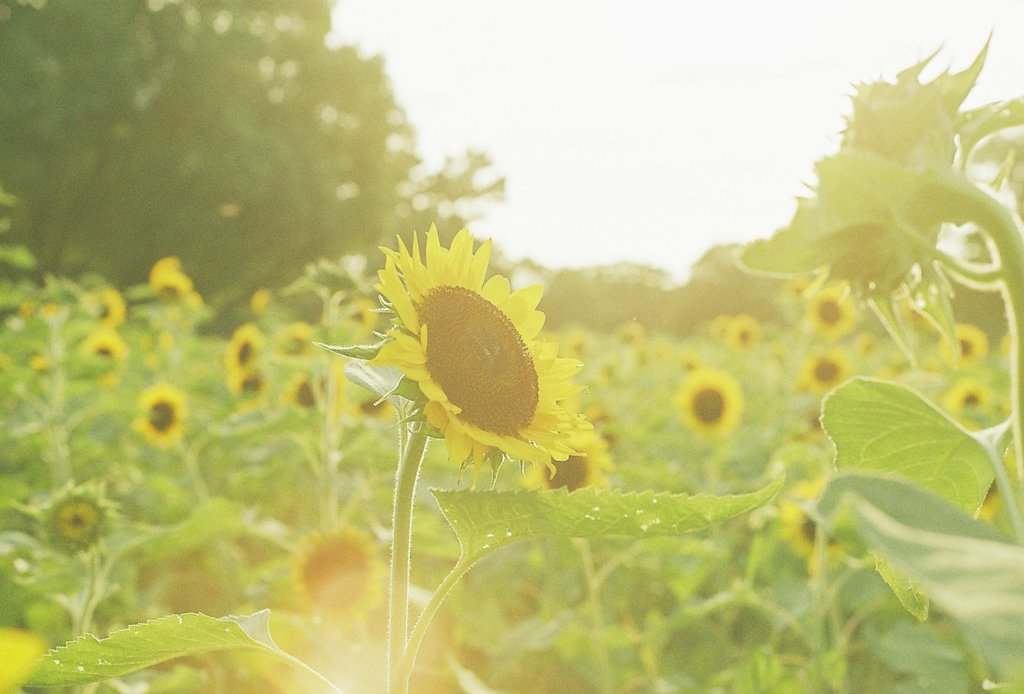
[709,314,731,341]
[369,226,588,472]
[523,429,612,492]
[284,373,318,409]
[357,395,395,422]
[348,297,380,336]
[291,526,385,622]
[0,628,46,693]
[778,478,832,573]
[941,377,992,422]
[279,321,313,356]
[805,283,856,340]
[673,367,744,438]
[227,368,266,398]
[941,323,989,368]
[225,323,264,372]
[43,483,113,553]
[250,288,270,316]
[798,348,853,394]
[678,349,703,372]
[94,287,127,327]
[134,382,187,447]
[781,275,813,300]
[29,354,49,372]
[616,320,646,346]
[80,327,128,362]
[149,256,200,305]
[724,314,761,351]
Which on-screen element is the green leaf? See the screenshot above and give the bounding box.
[343,359,402,398]
[0,244,36,269]
[822,377,992,512]
[142,498,248,561]
[958,96,1024,161]
[433,476,783,563]
[26,611,341,691]
[874,556,929,621]
[867,621,968,693]
[315,338,389,360]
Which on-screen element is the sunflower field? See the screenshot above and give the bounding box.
[6,14,1024,694]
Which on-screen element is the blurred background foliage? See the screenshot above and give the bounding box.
[0,0,1009,340]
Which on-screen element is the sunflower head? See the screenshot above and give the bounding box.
[941,323,989,369]
[724,314,761,352]
[805,283,856,340]
[798,348,853,395]
[94,287,127,327]
[368,226,589,476]
[227,368,266,398]
[80,327,128,362]
[225,322,264,371]
[673,367,744,438]
[250,288,270,316]
[778,478,831,573]
[284,373,318,409]
[134,382,187,447]
[291,526,385,622]
[523,429,612,492]
[42,482,114,553]
[279,322,313,356]
[149,256,195,300]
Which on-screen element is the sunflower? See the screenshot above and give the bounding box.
[279,321,312,356]
[43,483,112,553]
[0,628,46,694]
[941,377,992,429]
[348,297,380,336]
[149,256,194,300]
[523,429,612,492]
[80,327,128,362]
[227,368,266,397]
[94,287,127,327]
[616,320,645,346]
[781,275,813,300]
[678,349,703,372]
[778,478,833,574]
[709,314,731,341]
[673,367,744,438]
[291,526,385,622]
[805,283,856,340]
[798,348,853,394]
[225,323,264,372]
[284,373,318,409]
[369,226,588,471]
[941,323,989,368]
[134,382,187,447]
[250,288,270,316]
[724,314,761,351]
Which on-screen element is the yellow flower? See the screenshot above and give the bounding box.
[523,429,612,491]
[724,314,761,351]
[805,283,856,340]
[149,256,195,300]
[709,314,731,341]
[227,368,266,397]
[0,628,46,693]
[251,288,270,316]
[348,297,380,335]
[678,349,703,372]
[95,287,127,326]
[357,395,396,422]
[616,320,646,346]
[941,323,989,368]
[370,226,589,472]
[673,367,744,438]
[942,377,992,416]
[80,327,128,362]
[798,348,853,394]
[134,382,187,447]
[778,478,833,573]
[291,527,385,622]
[225,323,264,371]
[29,354,49,372]
[781,275,813,300]
[284,373,318,409]
[854,332,877,357]
[279,321,313,356]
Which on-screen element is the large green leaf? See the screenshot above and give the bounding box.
[819,475,1024,678]
[822,377,992,512]
[26,611,340,691]
[433,477,783,563]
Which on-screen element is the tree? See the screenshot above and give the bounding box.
[0,1,503,305]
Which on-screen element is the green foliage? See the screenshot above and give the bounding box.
[434,476,783,563]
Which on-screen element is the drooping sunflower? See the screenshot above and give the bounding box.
[523,429,613,492]
[673,367,744,438]
[369,226,588,471]
[941,323,989,368]
[291,526,386,622]
[225,322,264,372]
[134,382,187,447]
[805,283,856,340]
[94,287,127,327]
[724,314,761,352]
[798,348,853,394]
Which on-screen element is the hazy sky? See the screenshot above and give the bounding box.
[329,1,1024,280]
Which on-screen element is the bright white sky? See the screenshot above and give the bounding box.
[329,0,1024,281]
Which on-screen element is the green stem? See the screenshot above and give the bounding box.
[397,554,475,686]
[387,424,429,694]
[925,171,1024,542]
[576,539,614,692]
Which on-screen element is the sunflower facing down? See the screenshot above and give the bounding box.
[674,367,744,438]
[370,226,589,472]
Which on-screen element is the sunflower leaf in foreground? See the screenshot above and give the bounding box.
[432,476,783,562]
[822,377,993,512]
[25,610,341,692]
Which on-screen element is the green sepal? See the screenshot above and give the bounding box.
[315,337,390,360]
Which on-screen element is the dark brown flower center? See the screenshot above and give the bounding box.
[814,360,839,384]
[818,299,842,325]
[547,456,589,492]
[242,373,263,393]
[237,342,254,366]
[693,388,725,424]
[963,392,980,408]
[419,286,539,435]
[296,380,316,408]
[149,401,176,432]
[96,346,113,357]
[960,338,973,358]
